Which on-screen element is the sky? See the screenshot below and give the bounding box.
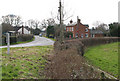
[0,0,119,28]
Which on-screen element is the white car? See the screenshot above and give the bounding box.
[39,34,42,37]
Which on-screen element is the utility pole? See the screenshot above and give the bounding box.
[59,0,64,43]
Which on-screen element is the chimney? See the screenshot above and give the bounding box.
[22,25,24,34]
[78,19,81,23]
[70,20,73,24]
[77,16,81,23]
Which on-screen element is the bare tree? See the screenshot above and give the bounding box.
[27,19,37,34]
[92,21,102,27]
[47,18,55,26]
[14,16,22,26]
[33,20,40,29]
[93,21,109,36]
[41,19,48,29]
[2,14,22,26]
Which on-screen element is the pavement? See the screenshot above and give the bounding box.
[0,36,55,48]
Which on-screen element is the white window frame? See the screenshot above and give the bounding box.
[70,27,71,31]
[67,28,69,31]
[85,33,88,37]
[72,27,74,31]
[85,28,88,32]
[81,34,83,38]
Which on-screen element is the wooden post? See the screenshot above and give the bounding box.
[6,33,10,54]
[59,0,64,43]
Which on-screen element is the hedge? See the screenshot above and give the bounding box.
[54,37,120,56]
[17,34,34,42]
[81,37,119,48]
[2,34,34,45]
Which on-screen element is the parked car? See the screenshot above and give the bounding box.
[39,33,42,37]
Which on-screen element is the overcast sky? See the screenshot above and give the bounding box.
[0,0,119,28]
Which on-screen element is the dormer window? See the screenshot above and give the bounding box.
[85,28,88,32]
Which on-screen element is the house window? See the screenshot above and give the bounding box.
[85,28,88,32]
[85,33,88,38]
[91,34,95,38]
[72,27,74,31]
[67,28,69,31]
[76,33,78,38]
[65,27,66,31]
[81,34,83,38]
[70,27,71,31]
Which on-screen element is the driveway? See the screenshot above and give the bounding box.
[0,36,54,48]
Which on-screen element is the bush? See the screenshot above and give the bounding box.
[17,34,34,42]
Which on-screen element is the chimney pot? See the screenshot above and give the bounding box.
[70,20,73,24]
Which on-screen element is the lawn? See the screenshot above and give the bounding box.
[2,45,53,79]
[84,42,119,78]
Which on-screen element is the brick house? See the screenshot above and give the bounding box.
[90,29,104,38]
[66,18,90,38]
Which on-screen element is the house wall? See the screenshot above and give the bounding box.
[95,34,104,37]
[66,23,90,38]
[18,28,30,34]
[66,26,75,37]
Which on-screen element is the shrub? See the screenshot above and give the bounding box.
[17,34,34,42]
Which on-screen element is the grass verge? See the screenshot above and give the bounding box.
[84,42,119,78]
[44,36,56,41]
[2,45,53,79]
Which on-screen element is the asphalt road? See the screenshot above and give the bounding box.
[0,36,54,48]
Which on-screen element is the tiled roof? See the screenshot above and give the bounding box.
[83,24,89,27]
[13,26,30,31]
[90,29,103,34]
[67,22,77,26]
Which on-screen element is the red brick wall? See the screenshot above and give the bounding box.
[95,34,104,37]
[75,23,90,38]
[66,26,75,37]
[66,20,91,38]
[66,24,90,38]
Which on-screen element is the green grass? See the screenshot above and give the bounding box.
[84,42,119,78]
[2,45,53,79]
[44,36,56,41]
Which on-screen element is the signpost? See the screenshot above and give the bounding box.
[6,33,10,54]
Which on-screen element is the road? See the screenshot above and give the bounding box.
[0,36,54,48]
